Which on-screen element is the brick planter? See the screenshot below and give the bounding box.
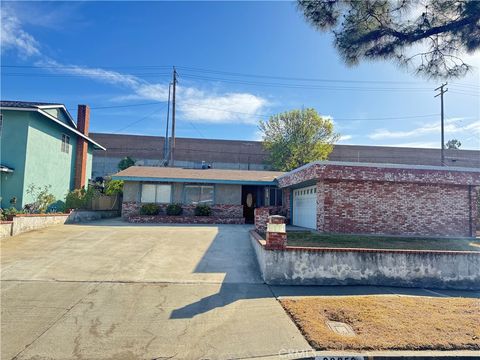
[128,215,245,225]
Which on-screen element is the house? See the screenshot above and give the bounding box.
[277,161,480,238]
[90,132,480,178]
[113,166,285,223]
[0,101,105,209]
[115,161,480,238]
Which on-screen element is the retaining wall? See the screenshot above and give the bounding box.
[250,231,480,290]
[66,210,120,223]
[0,221,13,238]
[10,214,70,237]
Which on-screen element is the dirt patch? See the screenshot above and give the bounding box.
[280,296,480,351]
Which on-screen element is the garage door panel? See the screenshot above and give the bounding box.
[292,185,317,229]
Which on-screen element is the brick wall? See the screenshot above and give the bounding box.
[279,163,480,238]
[319,180,475,237]
[121,201,243,218]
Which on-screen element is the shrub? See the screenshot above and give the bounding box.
[65,187,98,210]
[47,200,66,213]
[140,203,160,215]
[1,207,25,220]
[194,204,212,216]
[166,203,183,216]
[24,184,56,213]
[104,179,124,195]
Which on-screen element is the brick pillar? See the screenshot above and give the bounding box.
[254,207,270,233]
[74,105,90,189]
[265,215,287,250]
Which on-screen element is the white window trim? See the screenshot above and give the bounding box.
[183,184,215,205]
[141,183,172,204]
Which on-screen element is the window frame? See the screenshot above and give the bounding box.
[141,183,172,204]
[183,184,215,205]
[265,186,283,206]
[61,134,70,154]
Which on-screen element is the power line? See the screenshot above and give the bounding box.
[179,73,433,92]
[114,104,168,133]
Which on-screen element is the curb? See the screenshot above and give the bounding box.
[291,351,480,360]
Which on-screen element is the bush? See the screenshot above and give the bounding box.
[104,179,124,195]
[65,187,97,210]
[194,204,212,216]
[24,184,56,213]
[140,203,160,215]
[1,207,25,220]
[166,203,183,216]
[47,200,66,213]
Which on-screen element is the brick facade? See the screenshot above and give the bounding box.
[122,201,243,219]
[254,206,285,233]
[278,162,480,238]
[128,215,245,224]
[320,180,475,237]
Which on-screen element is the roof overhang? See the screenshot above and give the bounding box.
[111,175,278,186]
[0,106,106,150]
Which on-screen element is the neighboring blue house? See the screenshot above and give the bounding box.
[0,101,105,209]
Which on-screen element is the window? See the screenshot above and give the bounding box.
[0,114,3,137]
[141,184,171,203]
[266,187,283,206]
[61,134,70,153]
[184,185,214,205]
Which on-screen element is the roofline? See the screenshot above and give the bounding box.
[0,106,106,150]
[111,175,278,186]
[277,160,480,180]
[37,104,77,128]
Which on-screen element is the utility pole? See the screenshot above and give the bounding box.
[163,82,172,165]
[170,66,177,166]
[434,83,448,166]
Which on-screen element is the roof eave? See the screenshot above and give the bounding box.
[111,175,278,186]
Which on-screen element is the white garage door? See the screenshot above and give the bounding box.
[292,185,317,229]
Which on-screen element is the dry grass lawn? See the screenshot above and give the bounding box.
[280,296,480,351]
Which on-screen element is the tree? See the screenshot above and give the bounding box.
[259,108,339,171]
[118,156,135,171]
[445,139,462,149]
[297,0,480,79]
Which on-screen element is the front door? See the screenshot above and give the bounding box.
[242,185,257,224]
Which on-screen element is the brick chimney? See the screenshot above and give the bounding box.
[74,105,90,189]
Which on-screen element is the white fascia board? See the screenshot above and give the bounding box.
[37,104,77,129]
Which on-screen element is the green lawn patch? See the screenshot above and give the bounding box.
[287,231,480,251]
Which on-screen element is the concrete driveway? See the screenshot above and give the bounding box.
[1,219,311,359]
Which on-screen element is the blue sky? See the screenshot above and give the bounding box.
[1,1,479,149]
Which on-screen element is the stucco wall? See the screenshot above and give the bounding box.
[0,110,29,208]
[123,181,141,202]
[24,112,77,205]
[250,233,480,290]
[122,181,242,205]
